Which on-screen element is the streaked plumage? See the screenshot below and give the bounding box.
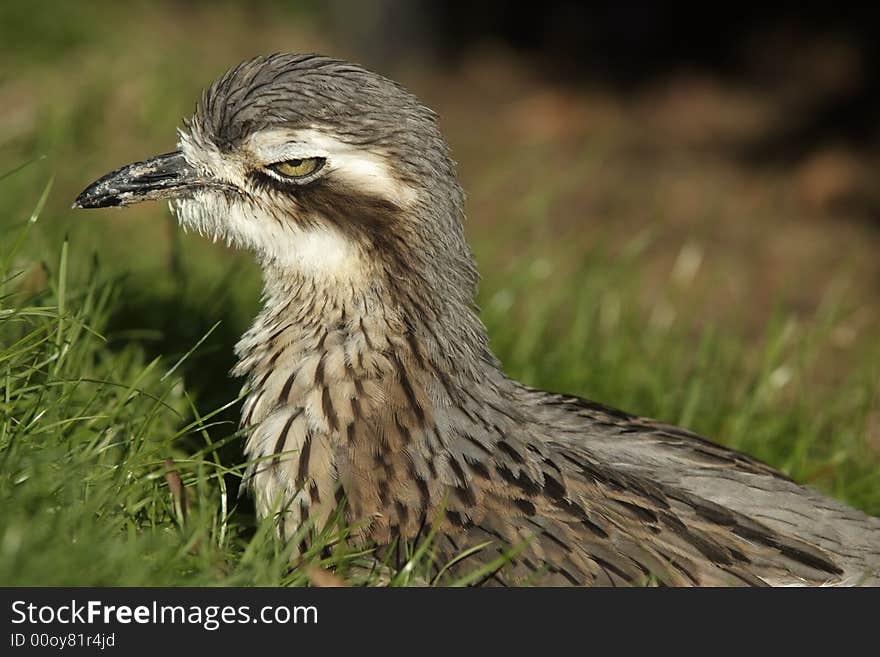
[75,53,880,586]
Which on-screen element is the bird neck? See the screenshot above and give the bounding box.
[237,259,517,415]
[234,264,524,540]
[236,262,506,411]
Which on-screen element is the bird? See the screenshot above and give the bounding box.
[74,53,880,586]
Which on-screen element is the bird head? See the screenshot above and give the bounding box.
[74,54,475,297]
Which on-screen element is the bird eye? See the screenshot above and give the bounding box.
[268,157,324,181]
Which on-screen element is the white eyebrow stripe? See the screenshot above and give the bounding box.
[248,127,417,207]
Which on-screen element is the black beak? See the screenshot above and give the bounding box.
[72,151,204,209]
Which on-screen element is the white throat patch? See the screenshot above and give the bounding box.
[172,192,365,281]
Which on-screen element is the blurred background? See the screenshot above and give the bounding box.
[2,1,879,513]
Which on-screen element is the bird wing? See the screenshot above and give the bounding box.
[434,385,880,586]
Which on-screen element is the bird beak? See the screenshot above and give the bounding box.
[72,151,204,209]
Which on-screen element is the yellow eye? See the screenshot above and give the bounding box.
[269,157,324,180]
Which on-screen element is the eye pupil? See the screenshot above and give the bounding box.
[287,158,302,167]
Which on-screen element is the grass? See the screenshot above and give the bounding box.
[1,1,878,586]
[0,210,450,586]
